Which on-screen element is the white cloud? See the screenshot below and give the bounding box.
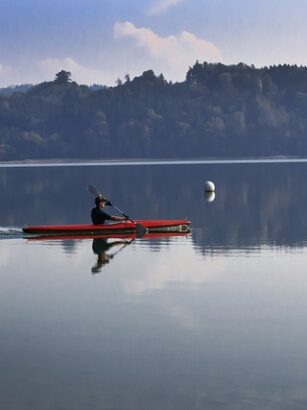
[147,0,185,15]
[38,57,114,85]
[113,22,222,81]
[0,63,11,77]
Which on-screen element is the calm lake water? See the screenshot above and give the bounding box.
[1,161,307,409]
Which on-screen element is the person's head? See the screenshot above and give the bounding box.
[95,196,107,208]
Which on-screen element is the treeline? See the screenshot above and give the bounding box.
[0,82,105,96]
[1,62,307,160]
[0,84,33,96]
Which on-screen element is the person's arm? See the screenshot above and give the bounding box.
[111,215,127,221]
[100,210,127,222]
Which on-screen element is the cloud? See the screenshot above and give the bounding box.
[147,0,185,15]
[0,63,10,77]
[0,57,117,87]
[0,63,14,86]
[0,23,221,87]
[38,57,114,85]
[113,22,222,81]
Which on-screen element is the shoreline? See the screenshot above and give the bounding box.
[0,156,306,168]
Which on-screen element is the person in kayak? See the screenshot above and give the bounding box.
[91,196,127,224]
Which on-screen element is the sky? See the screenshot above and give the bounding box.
[0,0,307,87]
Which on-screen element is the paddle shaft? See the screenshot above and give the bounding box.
[110,237,136,257]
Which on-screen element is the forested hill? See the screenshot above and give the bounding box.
[1,62,307,161]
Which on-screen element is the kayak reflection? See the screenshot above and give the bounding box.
[24,231,191,274]
[91,237,133,274]
[91,231,191,273]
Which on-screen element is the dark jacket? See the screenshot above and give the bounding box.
[91,206,113,224]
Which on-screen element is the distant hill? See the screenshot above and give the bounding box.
[0,84,33,96]
[0,82,105,96]
[1,63,307,161]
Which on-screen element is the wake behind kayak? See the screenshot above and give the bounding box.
[0,227,24,240]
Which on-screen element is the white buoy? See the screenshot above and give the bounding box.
[204,181,215,192]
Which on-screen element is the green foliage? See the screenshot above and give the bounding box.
[55,70,72,84]
[2,63,307,160]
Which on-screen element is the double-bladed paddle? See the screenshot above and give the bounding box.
[88,184,147,238]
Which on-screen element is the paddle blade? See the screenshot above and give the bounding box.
[88,184,100,197]
[135,223,148,238]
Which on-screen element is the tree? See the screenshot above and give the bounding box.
[116,78,123,86]
[55,70,72,84]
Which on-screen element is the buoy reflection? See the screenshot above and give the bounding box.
[204,191,215,203]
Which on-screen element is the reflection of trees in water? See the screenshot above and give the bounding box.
[193,168,307,251]
[1,162,307,249]
[60,240,78,255]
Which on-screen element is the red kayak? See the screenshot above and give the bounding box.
[22,219,191,236]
